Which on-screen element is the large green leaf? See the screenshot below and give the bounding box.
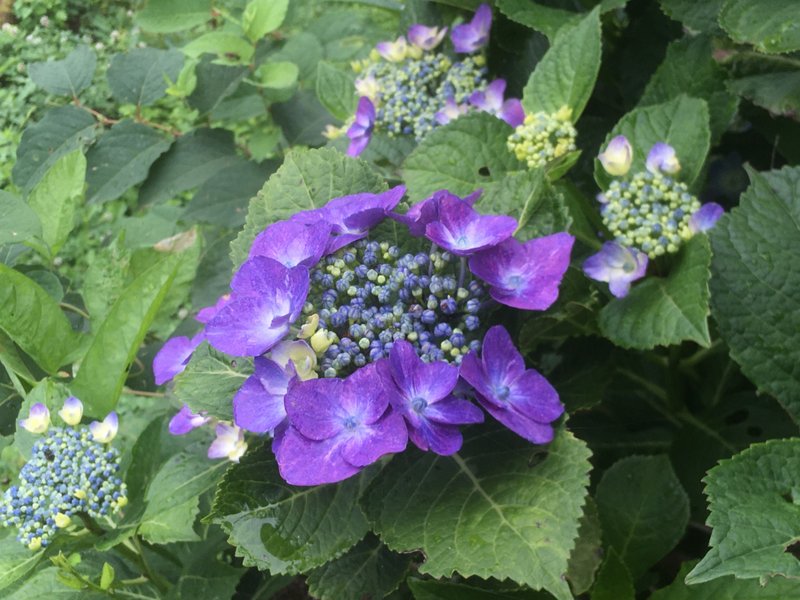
[594,95,710,190]
[0,531,45,593]
[596,455,689,580]
[599,235,712,349]
[654,562,800,598]
[242,0,289,41]
[230,147,385,267]
[187,57,248,115]
[12,105,97,193]
[719,0,800,54]
[71,254,180,416]
[497,0,624,41]
[402,112,521,205]
[521,7,601,121]
[28,45,96,97]
[709,166,800,421]
[0,265,78,373]
[658,0,724,33]
[136,0,212,33]
[728,71,800,120]
[209,443,374,574]
[0,191,41,246]
[590,549,634,600]
[315,61,356,121]
[408,579,549,599]
[364,427,592,600]
[107,48,184,106]
[182,32,255,64]
[687,439,800,584]
[567,498,603,595]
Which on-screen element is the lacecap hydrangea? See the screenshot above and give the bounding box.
[582,136,723,298]
[1,398,126,550]
[340,4,524,157]
[154,186,575,486]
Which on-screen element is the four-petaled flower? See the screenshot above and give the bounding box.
[451,3,492,53]
[582,242,648,298]
[169,404,210,435]
[346,97,376,157]
[425,195,517,256]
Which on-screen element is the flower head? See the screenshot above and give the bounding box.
[249,220,332,268]
[425,195,517,256]
[507,108,578,169]
[598,135,633,176]
[689,202,724,233]
[469,79,525,127]
[19,403,50,434]
[460,326,563,443]
[89,412,118,444]
[407,24,448,50]
[57,397,83,426]
[646,142,681,175]
[451,3,492,53]
[582,242,648,298]
[208,422,247,462]
[391,189,481,237]
[168,404,210,435]
[376,36,409,62]
[153,333,203,385]
[346,96,375,157]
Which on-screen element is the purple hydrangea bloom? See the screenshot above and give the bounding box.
[377,340,483,455]
[347,97,376,157]
[646,142,681,174]
[205,257,309,356]
[469,80,525,127]
[407,24,447,50]
[425,195,517,256]
[169,404,210,435]
[233,357,294,434]
[451,3,492,53]
[195,294,230,324]
[275,364,407,486]
[391,189,481,237]
[689,202,724,233]
[153,333,204,385]
[582,242,648,298]
[460,325,563,444]
[469,232,575,310]
[249,220,332,268]
[434,97,468,125]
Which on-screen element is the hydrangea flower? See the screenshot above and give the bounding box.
[598,135,633,176]
[89,412,119,444]
[451,3,492,53]
[169,404,210,435]
[208,423,247,462]
[346,96,376,157]
[582,242,648,298]
[689,202,724,233]
[408,24,448,50]
[58,396,83,426]
[19,403,50,434]
[424,195,518,256]
[469,79,525,127]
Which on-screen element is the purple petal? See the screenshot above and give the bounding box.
[195,294,230,323]
[425,196,516,256]
[408,419,464,455]
[435,98,467,125]
[507,369,564,423]
[499,98,525,127]
[386,340,459,405]
[249,220,332,268]
[153,333,203,385]
[346,97,375,156]
[284,378,347,440]
[275,426,361,486]
[407,24,447,50]
[451,3,492,53]
[169,404,210,435]
[340,363,391,425]
[424,398,484,425]
[479,324,525,384]
[390,189,480,237]
[205,295,291,356]
[646,142,681,174]
[475,395,557,444]
[233,357,292,433]
[339,408,407,467]
[689,202,724,233]
[582,242,648,299]
[207,422,246,461]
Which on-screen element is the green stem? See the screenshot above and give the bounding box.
[59,302,91,320]
[681,339,723,369]
[132,535,170,594]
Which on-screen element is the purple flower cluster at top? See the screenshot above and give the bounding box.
[153,185,575,486]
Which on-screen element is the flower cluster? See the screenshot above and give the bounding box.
[0,399,126,550]
[507,106,578,169]
[155,183,575,486]
[343,4,524,156]
[582,137,724,297]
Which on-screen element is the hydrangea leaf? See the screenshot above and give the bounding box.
[364,426,592,600]
[658,0,724,33]
[0,531,45,592]
[107,48,184,106]
[242,0,288,42]
[28,45,96,97]
[727,72,800,121]
[209,443,374,574]
[599,235,712,350]
[408,578,550,599]
[306,535,410,600]
[687,439,800,583]
[497,0,625,41]
[594,95,710,190]
[0,191,41,246]
[402,112,521,205]
[567,498,604,595]
[316,61,356,121]
[136,0,212,33]
[139,496,201,544]
[230,147,385,267]
[709,166,800,421]
[719,0,800,54]
[654,562,800,598]
[596,455,690,580]
[590,549,634,600]
[521,6,601,121]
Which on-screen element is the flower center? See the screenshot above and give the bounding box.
[343,416,359,430]
[411,397,428,413]
[494,385,511,401]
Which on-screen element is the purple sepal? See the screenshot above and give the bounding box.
[469,232,575,310]
[689,202,724,233]
[425,195,517,256]
[407,24,447,50]
[249,220,332,268]
[582,242,648,298]
[169,404,210,435]
[450,3,492,53]
[390,189,481,237]
[346,97,375,157]
[460,326,563,444]
[153,333,204,385]
[469,80,525,127]
[434,98,468,125]
[646,142,681,175]
[195,294,230,324]
[233,357,294,434]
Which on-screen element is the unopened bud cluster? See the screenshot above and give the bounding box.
[507,107,577,169]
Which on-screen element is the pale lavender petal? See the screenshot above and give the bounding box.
[275,426,361,486]
[451,3,492,53]
[347,97,375,156]
[169,404,210,435]
[407,24,447,50]
[195,294,230,324]
[598,135,633,176]
[582,242,648,299]
[425,196,516,256]
[153,333,203,385]
[233,357,292,434]
[646,142,680,174]
[689,202,724,233]
[499,98,525,127]
[207,422,246,461]
[249,220,332,268]
[435,97,467,125]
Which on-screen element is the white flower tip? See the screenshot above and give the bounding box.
[598,135,632,176]
[58,396,84,426]
[90,412,119,443]
[20,403,50,434]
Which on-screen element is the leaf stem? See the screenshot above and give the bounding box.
[59,302,91,320]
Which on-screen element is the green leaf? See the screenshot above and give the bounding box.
[653,562,800,599]
[85,120,171,205]
[209,443,374,574]
[256,61,299,89]
[0,191,41,246]
[658,0,724,33]
[599,235,712,349]
[521,7,601,121]
[187,57,247,115]
[408,579,549,599]
[710,165,800,420]
[107,48,184,106]
[306,535,410,600]
[567,498,603,596]
[0,530,45,592]
[590,549,634,600]
[497,0,625,40]
[12,106,97,193]
[402,112,521,204]
[728,71,800,119]
[183,32,254,64]
[28,45,96,97]
[99,563,114,591]
[71,255,180,416]
[719,0,800,54]
[316,61,356,121]
[364,427,592,600]
[595,95,710,189]
[27,150,86,256]
[136,0,212,33]
[173,342,250,420]
[687,439,800,584]
[270,32,324,81]
[0,265,78,373]
[140,497,201,544]
[230,147,385,267]
[596,455,689,579]
[1,567,108,600]
[242,0,288,42]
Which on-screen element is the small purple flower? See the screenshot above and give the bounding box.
[169,404,210,435]
[347,97,375,157]
[19,402,50,434]
[89,412,119,444]
[582,242,648,298]
[434,97,468,125]
[469,80,525,127]
[425,195,517,256]
[153,333,204,385]
[391,189,481,237]
[598,135,633,176]
[646,142,681,175]
[689,202,724,233]
[195,294,230,324]
[460,325,563,444]
[208,422,247,462]
[275,364,408,486]
[249,220,332,268]
[233,357,294,434]
[58,396,83,426]
[375,36,408,62]
[377,341,483,455]
[469,232,575,310]
[205,257,309,356]
[451,3,492,53]
[407,24,447,50]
